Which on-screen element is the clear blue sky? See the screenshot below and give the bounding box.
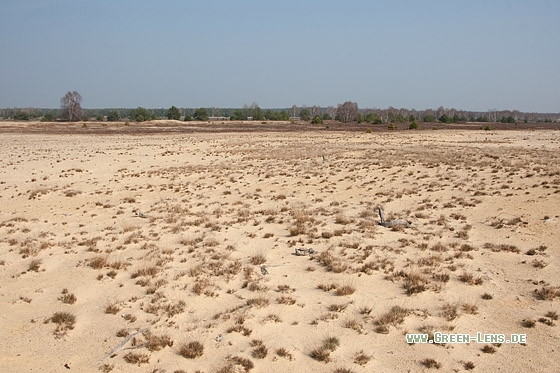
[1,0,559,112]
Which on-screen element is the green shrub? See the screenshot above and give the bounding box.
[409,121,418,130]
[311,115,323,124]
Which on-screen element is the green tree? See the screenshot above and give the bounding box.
[409,121,419,129]
[13,111,30,120]
[107,110,120,121]
[230,109,247,121]
[423,114,436,122]
[130,107,149,122]
[364,113,382,124]
[439,114,451,123]
[500,116,516,123]
[95,114,104,121]
[252,106,264,121]
[311,115,323,124]
[167,106,181,120]
[41,111,57,122]
[278,110,290,120]
[184,114,193,121]
[193,108,209,121]
[299,108,310,121]
[323,113,332,120]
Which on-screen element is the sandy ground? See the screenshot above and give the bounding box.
[0,124,559,372]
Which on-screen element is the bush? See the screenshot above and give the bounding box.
[322,113,332,120]
[193,108,209,121]
[311,115,323,124]
[13,111,30,120]
[409,121,418,129]
[439,114,452,123]
[130,107,152,122]
[167,106,181,120]
[107,110,120,121]
[41,111,57,122]
[388,123,396,130]
[423,114,436,122]
[364,113,383,124]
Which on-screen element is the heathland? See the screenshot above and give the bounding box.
[0,120,558,372]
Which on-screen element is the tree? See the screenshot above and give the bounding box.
[60,91,83,121]
[41,111,57,122]
[193,108,209,121]
[230,109,246,121]
[253,107,264,120]
[336,101,359,123]
[107,110,120,121]
[250,103,264,120]
[290,105,299,118]
[439,114,451,123]
[364,113,382,124]
[167,106,181,120]
[130,107,151,122]
[299,108,310,121]
[13,111,30,120]
[423,114,436,122]
[322,113,332,120]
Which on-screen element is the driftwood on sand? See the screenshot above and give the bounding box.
[378,207,411,228]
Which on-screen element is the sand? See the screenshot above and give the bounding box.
[0,123,558,372]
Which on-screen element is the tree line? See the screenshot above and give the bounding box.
[2,92,559,124]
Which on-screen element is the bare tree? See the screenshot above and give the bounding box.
[290,104,299,118]
[60,91,83,121]
[310,105,320,117]
[336,101,359,123]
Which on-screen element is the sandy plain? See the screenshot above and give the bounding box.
[0,121,559,372]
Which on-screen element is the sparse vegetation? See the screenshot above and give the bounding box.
[178,341,204,358]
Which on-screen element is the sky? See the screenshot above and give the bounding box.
[1,0,559,112]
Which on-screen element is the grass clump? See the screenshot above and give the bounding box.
[420,358,442,369]
[178,341,204,359]
[123,352,150,365]
[58,288,77,304]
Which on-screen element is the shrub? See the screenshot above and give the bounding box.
[421,358,442,369]
[409,121,418,129]
[178,341,204,358]
[311,115,323,124]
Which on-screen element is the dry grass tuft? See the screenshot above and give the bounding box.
[123,352,150,365]
[335,283,356,296]
[178,341,204,359]
[58,288,77,304]
[481,345,496,353]
[48,311,76,335]
[354,350,371,366]
[249,253,266,265]
[458,271,484,285]
[534,286,560,300]
[420,358,442,369]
